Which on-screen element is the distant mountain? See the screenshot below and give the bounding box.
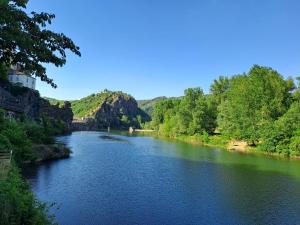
[137,97,167,117]
[43,97,66,107]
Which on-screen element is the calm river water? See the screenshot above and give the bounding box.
[23,131,300,225]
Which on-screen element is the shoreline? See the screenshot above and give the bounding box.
[69,130,300,161]
[168,136,300,161]
[131,131,300,161]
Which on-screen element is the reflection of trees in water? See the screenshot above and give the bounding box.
[165,142,300,224]
[22,160,62,191]
[215,164,300,224]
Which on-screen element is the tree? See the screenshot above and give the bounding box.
[260,101,300,156]
[218,65,293,144]
[210,76,231,105]
[151,98,179,130]
[0,0,81,87]
[151,88,216,137]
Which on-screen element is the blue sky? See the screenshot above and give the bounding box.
[27,0,300,100]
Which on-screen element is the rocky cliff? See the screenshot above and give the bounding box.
[0,80,73,132]
[71,90,150,130]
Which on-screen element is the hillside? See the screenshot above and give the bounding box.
[44,97,66,107]
[137,97,167,117]
[71,90,131,118]
[44,90,150,129]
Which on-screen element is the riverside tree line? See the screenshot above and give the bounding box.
[147,65,300,156]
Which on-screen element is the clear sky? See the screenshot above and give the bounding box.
[27,0,300,100]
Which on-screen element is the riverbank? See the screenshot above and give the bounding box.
[145,132,300,161]
[30,143,71,163]
[0,141,71,225]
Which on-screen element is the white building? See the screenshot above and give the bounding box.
[8,65,36,90]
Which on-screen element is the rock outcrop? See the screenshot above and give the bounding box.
[31,143,71,162]
[0,80,73,132]
[94,94,138,128]
[72,91,149,131]
[227,140,248,152]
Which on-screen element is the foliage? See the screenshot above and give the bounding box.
[150,65,300,156]
[151,88,217,137]
[0,0,81,87]
[217,65,293,144]
[0,164,55,225]
[137,97,167,117]
[0,103,67,225]
[210,75,231,105]
[1,119,33,163]
[259,101,300,156]
[0,108,68,163]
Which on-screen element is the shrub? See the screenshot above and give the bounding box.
[0,164,54,225]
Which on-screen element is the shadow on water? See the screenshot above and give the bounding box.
[99,135,130,143]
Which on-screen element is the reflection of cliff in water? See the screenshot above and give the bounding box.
[99,135,129,143]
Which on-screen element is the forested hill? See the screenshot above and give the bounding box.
[137,97,167,117]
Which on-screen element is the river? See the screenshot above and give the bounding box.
[23,131,300,225]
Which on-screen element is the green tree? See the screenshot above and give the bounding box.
[260,101,300,156]
[210,76,231,105]
[151,88,217,137]
[177,88,208,135]
[218,65,293,144]
[0,0,81,87]
[151,98,179,130]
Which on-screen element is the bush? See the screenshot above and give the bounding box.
[0,134,12,151]
[0,120,33,164]
[200,131,210,143]
[289,130,300,156]
[259,102,300,156]
[22,122,47,144]
[0,164,54,225]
